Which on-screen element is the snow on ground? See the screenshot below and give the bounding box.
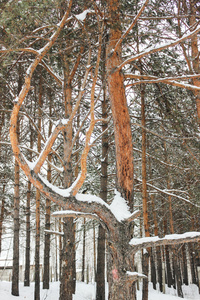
[0,281,199,300]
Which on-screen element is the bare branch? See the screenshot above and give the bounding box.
[136,178,199,207]
[112,0,149,54]
[71,25,104,196]
[33,122,66,174]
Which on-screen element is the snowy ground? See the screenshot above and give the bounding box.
[0,281,199,300]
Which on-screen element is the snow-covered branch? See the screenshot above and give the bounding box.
[118,25,200,70]
[130,232,200,253]
[136,178,198,207]
[125,73,200,91]
[44,229,64,236]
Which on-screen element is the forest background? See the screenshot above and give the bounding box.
[0,0,200,300]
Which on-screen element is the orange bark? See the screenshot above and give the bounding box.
[107,0,134,208]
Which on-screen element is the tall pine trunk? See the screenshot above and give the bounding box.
[141,83,150,300]
[59,52,76,300]
[12,65,22,296]
[96,33,108,300]
[0,181,6,253]
[43,89,52,290]
[0,108,5,254]
[24,122,33,287]
[106,1,135,298]
[34,74,42,300]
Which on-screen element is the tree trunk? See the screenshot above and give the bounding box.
[60,217,76,300]
[96,35,108,300]
[24,180,31,286]
[96,225,106,300]
[150,249,156,290]
[189,0,200,125]
[182,245,188,285]
[59,53,76,300]
[141,82,151,299]
[107,0,134,209]
[106,2,136,298]
[34,74,42,300]
[151,194,162,292]
[188,243,197,284]
[107,223,136,300]
[35,188,41,300]
[142,252,149,300]
[0,110,5,254]
[81,218,86,283]
[0,182,6,253]
[12,65,22,296]
[24,122,33,287]
[165,245,173,287]
[12,153,20,296]
[43,90,52,290]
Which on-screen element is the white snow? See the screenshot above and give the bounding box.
[130,232,200,246]
[38,173,82,197]
[126,271,147,278]
[0,281,199,300]
[52,189,138,223]
[109,190,132,222]
[75,9,93,22]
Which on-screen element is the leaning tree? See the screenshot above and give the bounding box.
[9,1,200,299]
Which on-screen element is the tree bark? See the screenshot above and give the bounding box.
[0,181,6,253]
[189,0,200,125]
[34,73,42,300]
[81,218,86,283]
[59,52,76,300]
[0,108,5,254]
[107,0,134,209]
[24,179,31,286]
[12,65,22,296]
[24,121,33,287]
[142,251,149,300]
[141,82,150,300]
[96,34,108,300]
[43,89,52,290]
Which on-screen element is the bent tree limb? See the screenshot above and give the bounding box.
[10,1,73,178]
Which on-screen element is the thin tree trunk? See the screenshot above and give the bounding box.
[151,193,162,292]
[59,216,62,281]
[12,65,22,296]
[81,218,86,283]
[24,180,31,286]
[43,89,52,290]
[0,109,5,254]
[59,53,76,300]
[34,74,42,300]
[188,243,197,284]
[96,34,108,300]
[12,152,20,296]
[142,251,149,300]
[141,82,151,300]
[0,182,6,253]
[93,221,96,282]
[189,0,200,125]
[182,245,188,285]
[24,122,33,287]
